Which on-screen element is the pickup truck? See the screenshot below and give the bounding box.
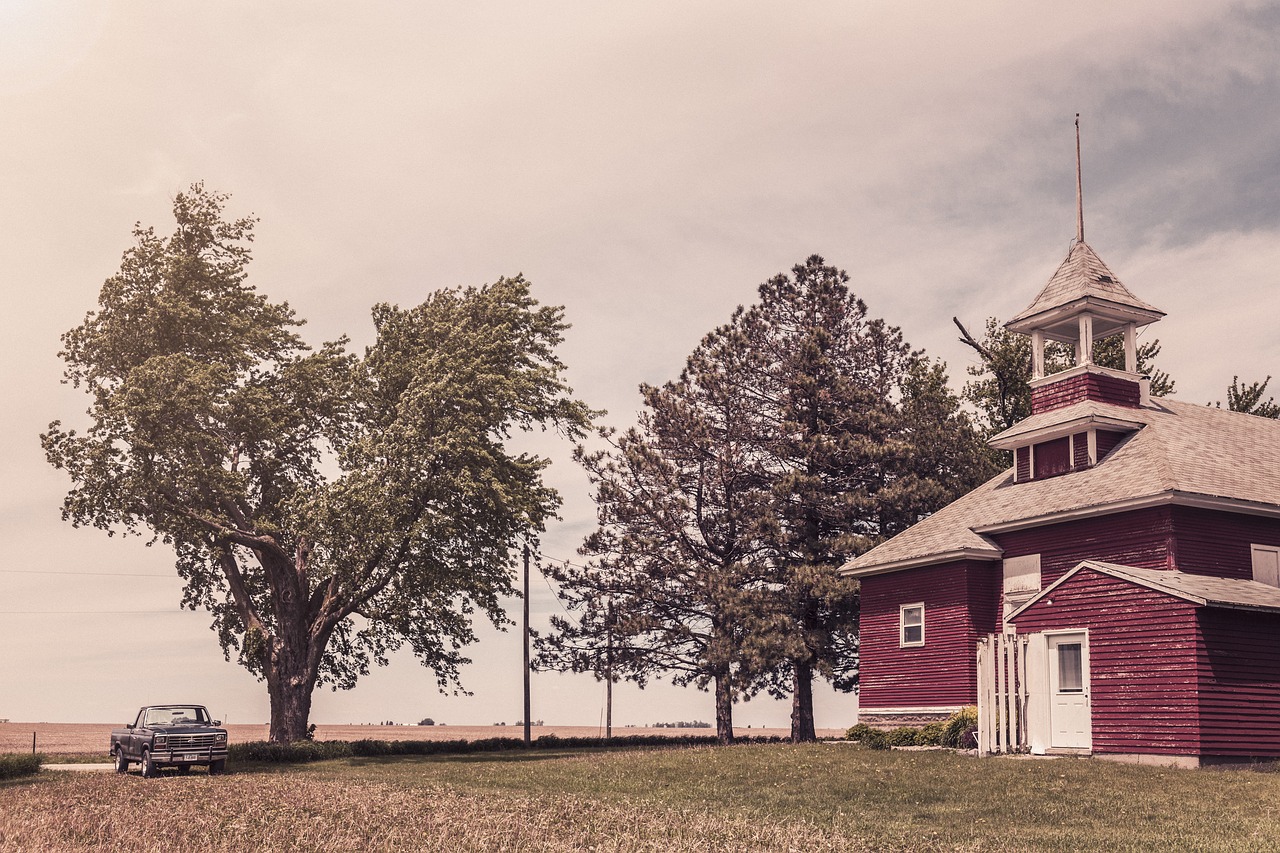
[110,705,229,777]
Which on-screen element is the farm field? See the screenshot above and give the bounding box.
[4,743,1280,851]
[0,722,840,756]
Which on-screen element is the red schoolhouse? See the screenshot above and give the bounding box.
[842,230,1280,766]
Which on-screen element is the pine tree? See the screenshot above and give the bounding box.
[738,257,993,741]
[543,256,993,743]
[536,329,773,744]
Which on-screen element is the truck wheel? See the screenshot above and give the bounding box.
[114,749,129,774]
[209,759,226,776]
[141,749,159,778]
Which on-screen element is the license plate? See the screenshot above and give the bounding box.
[182,754,198,761]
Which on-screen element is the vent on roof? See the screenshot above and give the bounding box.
[1096,275,1114,283]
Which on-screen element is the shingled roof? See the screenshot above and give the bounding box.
[842,399,1280,576]
[987,398,1147,447]
[1006,240,1164,329]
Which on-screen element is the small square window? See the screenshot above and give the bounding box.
[900,603,925,648]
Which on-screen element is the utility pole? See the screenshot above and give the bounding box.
[605,600,614,739]
[523,541,531,746]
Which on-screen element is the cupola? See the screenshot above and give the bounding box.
[990,117,1163,482]
[1007,239,1164,414]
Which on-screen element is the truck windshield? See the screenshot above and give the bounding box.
[143,706,209,727]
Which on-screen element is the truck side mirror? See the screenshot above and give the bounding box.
[126,723,134,729]
[212,720,221,726]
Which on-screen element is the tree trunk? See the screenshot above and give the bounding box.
[265,640,319,743]
[714,671,735,745]
[790,661,816,743]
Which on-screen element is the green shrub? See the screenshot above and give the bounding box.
[941,706,979,749]
[845,724,876,742]
[860,729,889,750]
[229,740,352,763]
[918,722,947,746]
[228,733,787,764]
[0,753,42,779]
[886,727,920,747]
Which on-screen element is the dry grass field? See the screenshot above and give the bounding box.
[5,743,1280,851]
[0,722,840,756]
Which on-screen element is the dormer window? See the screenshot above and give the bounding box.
[1006,425,1136,483]
[1033,436,1071,479]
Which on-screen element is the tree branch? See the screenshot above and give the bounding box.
[211,537,267,637]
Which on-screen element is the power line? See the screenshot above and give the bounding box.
[0,569,174,578]
[0,550,588,578]
[0,549,589,616]
[0,609,186,615]
[531,551,578,618]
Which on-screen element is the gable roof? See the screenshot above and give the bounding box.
[842,399,1280,576]
[1007,240,1164,329]
[1008,561,1280,619]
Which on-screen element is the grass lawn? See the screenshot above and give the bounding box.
[4,743,1280,851]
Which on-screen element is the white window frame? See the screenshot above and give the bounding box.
[900,603,925,648]
[1252,544,1280,587]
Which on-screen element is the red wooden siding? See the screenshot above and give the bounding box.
[1016,446,1031,481]
[1095,429,1127,460]
[1170,507,1280,580]
[1031,372,1141,414]
[1013,570,1201,756]
[995,506,1175,587]
[859,560,999,709]
[1033,436,1071,479]
[1072,431,1089,469]
[968,555,1003,637]
[1197,608,1280,757]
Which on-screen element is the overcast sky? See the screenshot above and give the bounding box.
[2,1,1278,728]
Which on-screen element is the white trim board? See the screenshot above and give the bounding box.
[858,706,965,716]
[1006,561,1280,622]
[974,492,1280,535]
[843,493,1280,579]
[840,548,1001,578]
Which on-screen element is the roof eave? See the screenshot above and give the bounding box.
[1007,561,1280,621]
[974,492,1280,536]
[840,547,1003,578]
[988,413,1145,449]
[1006,296,1165,335]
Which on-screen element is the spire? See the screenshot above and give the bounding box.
[1075,113,1085,244]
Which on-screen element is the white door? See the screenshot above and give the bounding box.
[1047,632,1091,750]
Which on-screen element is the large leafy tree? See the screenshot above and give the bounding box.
[44,185,591,741]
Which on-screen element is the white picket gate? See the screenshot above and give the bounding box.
[976,633,1029,756]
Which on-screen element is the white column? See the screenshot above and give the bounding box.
[1031,330,1045,379]
[1124,323,1137,373]
[1078,314,1093,365]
